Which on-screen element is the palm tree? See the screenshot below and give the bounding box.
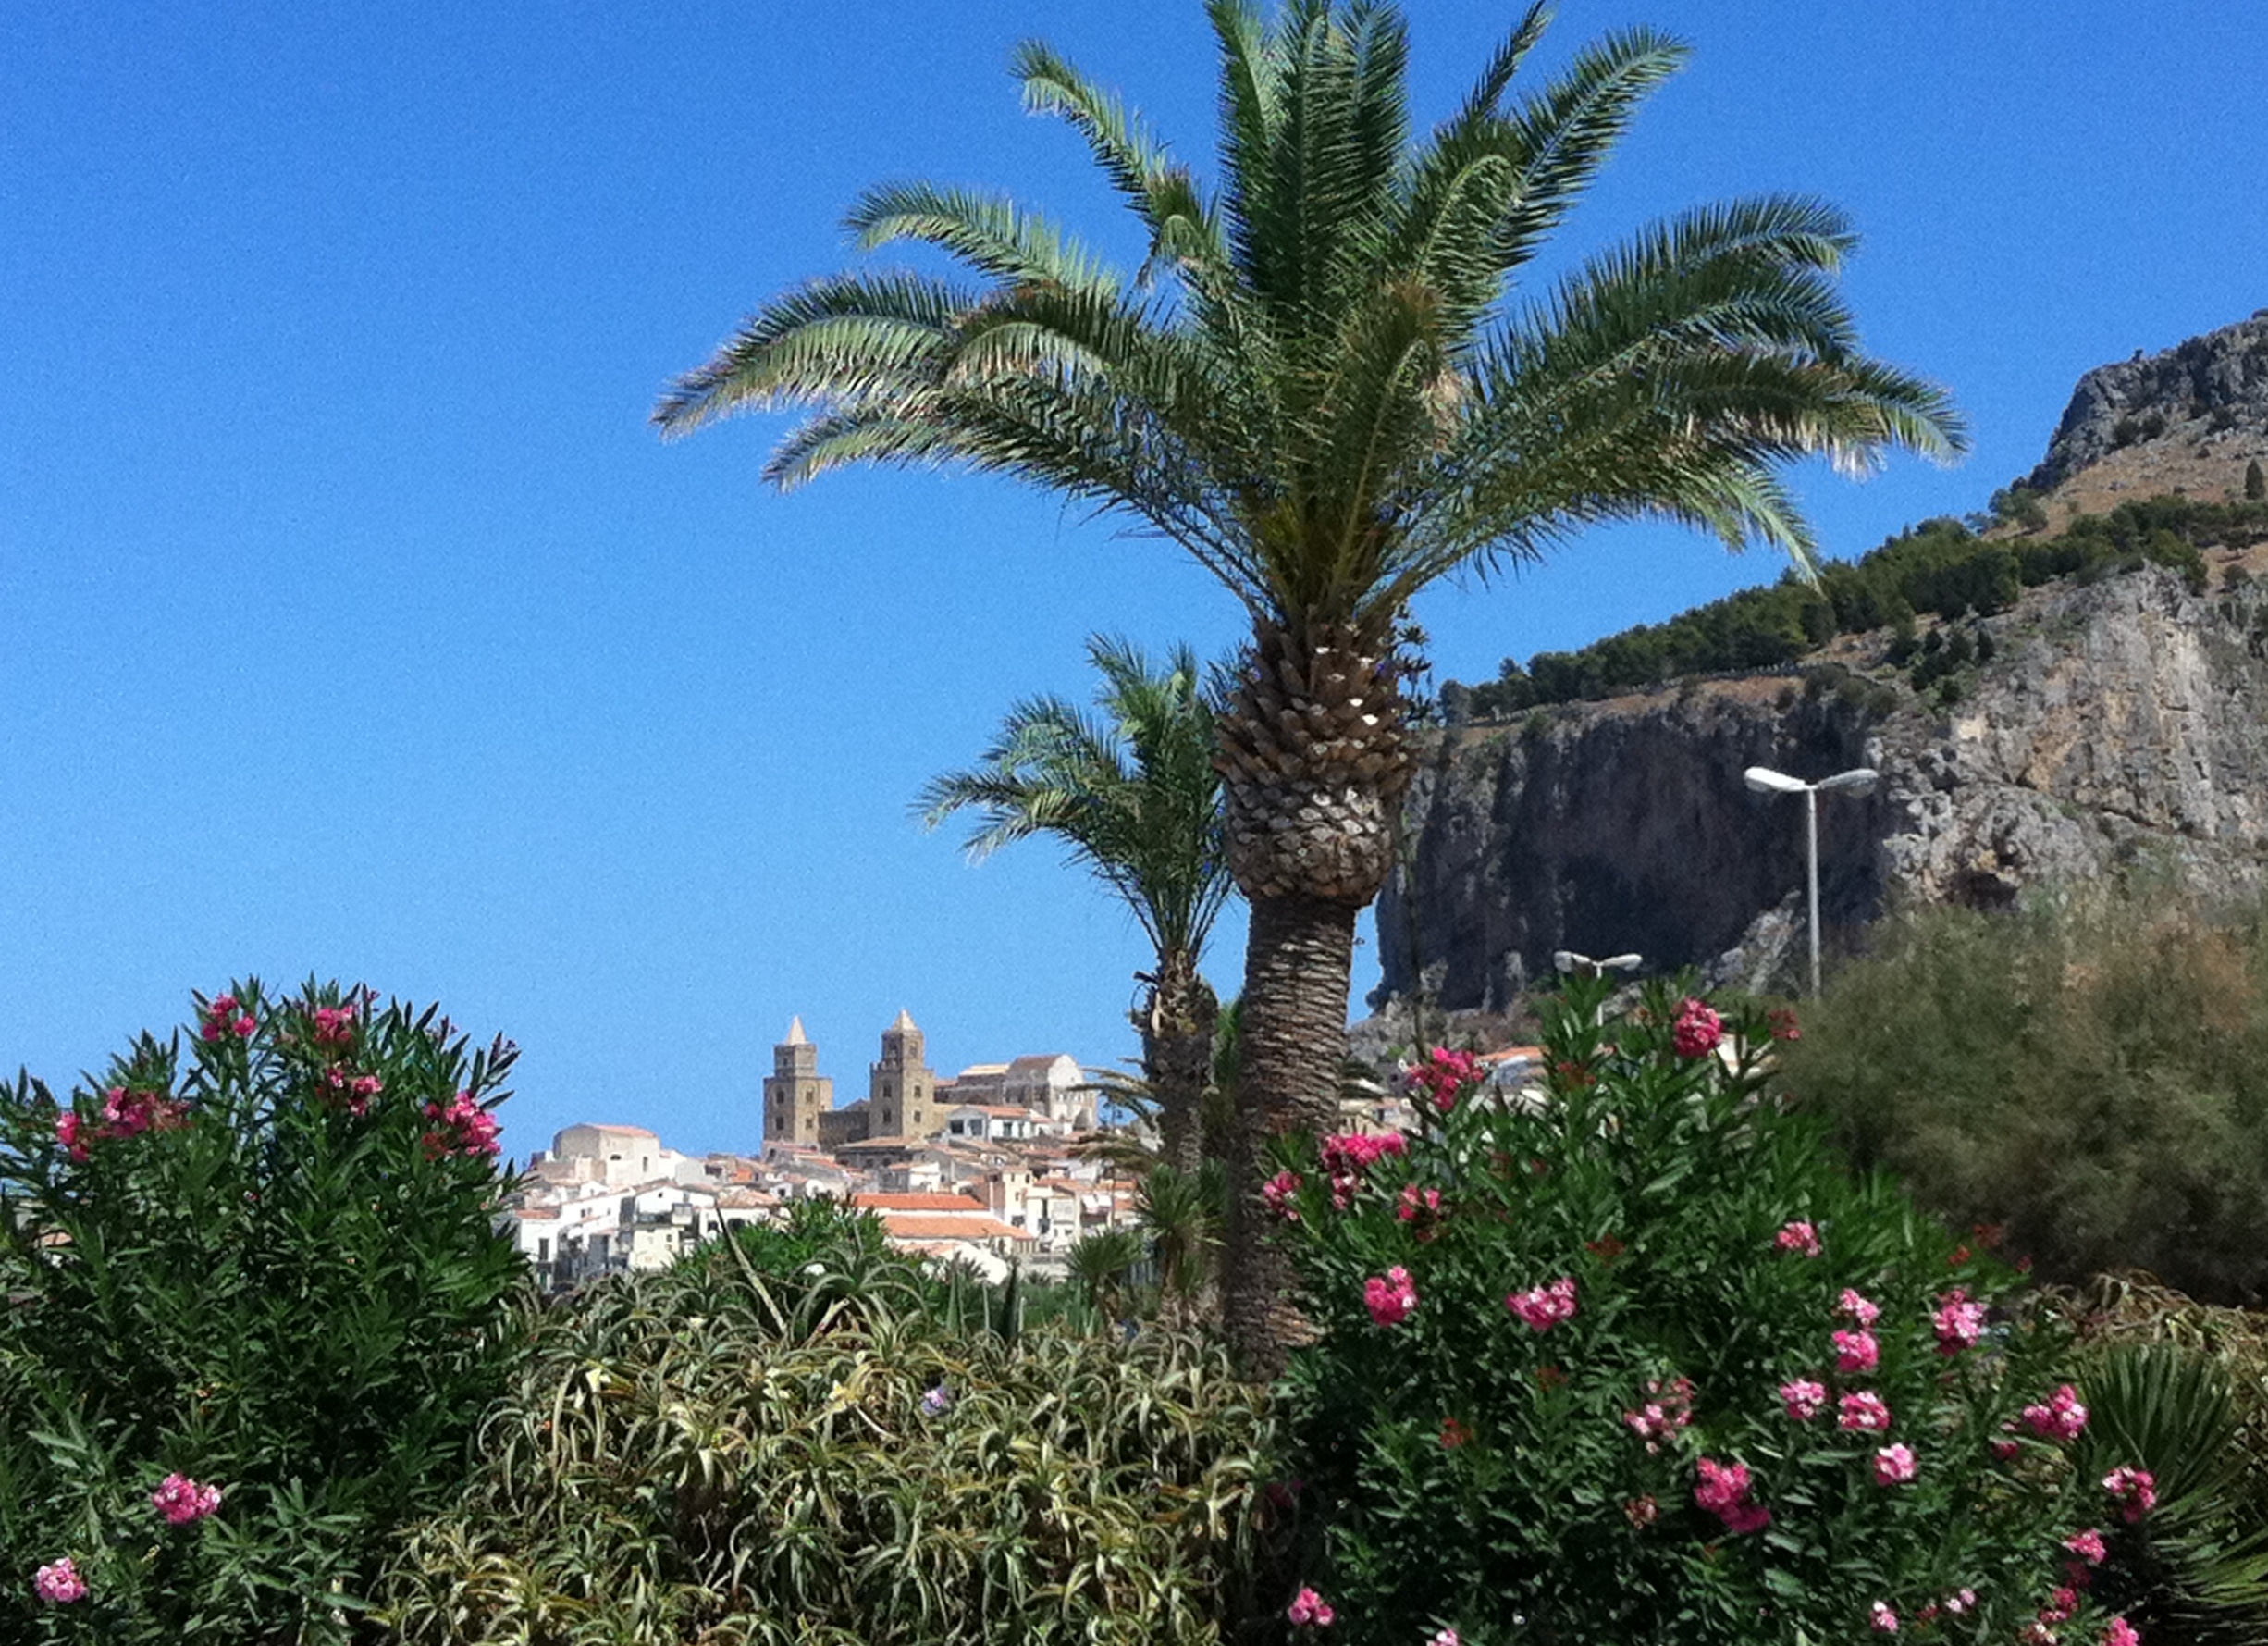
[655,1,1966,1373]
[915,636,1231,1176]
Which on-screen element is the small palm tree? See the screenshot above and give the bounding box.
[1066,1227,1143,1319]
[917,636,1231,1175]
[658,1,1966,1372]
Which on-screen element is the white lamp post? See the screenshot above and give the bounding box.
[1743,764,1880,998]
[1553,949,1642,1025]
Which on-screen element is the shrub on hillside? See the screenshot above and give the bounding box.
[1779,892,2268,1305]
[378,1205,1269,1646]
[1269,981,2126,1645]
[0,981,526,1643]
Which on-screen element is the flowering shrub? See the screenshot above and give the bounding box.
[1271,978,2136,1645]
[0,980,526,1643]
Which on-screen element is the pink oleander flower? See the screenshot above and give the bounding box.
[201,992,255,1041]
[2104,1466,2157,1523]
[1365,1266,1418,1328]
[2040,1588,2080,1626]
[1767,1007,1802,1042]
[1262,1170,1303,1222]
[1775,1219,1822,1256]
[1949,1589,1977,1615]
[1403,1046,1481,1114]
[1671,997,1723,1058]
[2019,1624,2060,1646]
[421,1092,502,1159]
[1834,1328,1880,1372]
[54,1110,89,1163]
[1397,1182,1443,1235]
[1694,1456,1771,1533]
[2102,1618,2140,1646]
[1871,1601,1900,1635]
[1623,1493,1658,1528]
[1623,1376,1695,1445]
[1840,1391,1893,1432]
[1429,1631,1461,1646]
[96,1085,187,1140]
[1838,1288,1881,1326]
[1507,1276,1577,1331]
[1319,1132,1408,1209]
[1872,1443,1917,1486]
[1934,1288,1987,1354]
[32,1556,86,1604]
[151,1472,222,1525]
[311,1001,358,1047]
[1780,1379,1829,1421]
[1287,1587,1335,1627]
[2065,1528,2108,1566]
[2023,1384,2089,1442]
[1992,1437,2022,1461]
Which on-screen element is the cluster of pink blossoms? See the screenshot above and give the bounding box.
[1427,1631,1461,1646]
[1318,1132,1406,1209]
[1387,1188,1442,1233]
[1870,1600,1900,1634]
[1933,1288,1987,1355]
[1840,1390,1893,1432]
[32,1556,87,1604]
[1670,998,1723,1059]
[322,1066,385,1117]
[1262,1170,1303,1221]
[2021,1384,2090,1442]
[1774,1219,1822,1256]
[1286,1586,1335,1627]
[55,1085,191,1162]
[1506,1276,1577,1331]
[1694,1456,1770,1534]
[1872,1443,1918,1486]
[421,1093,501,1159]
[1622,1376,1695,1452]
[1364,1267,1418,1328]
[311,1000,358,1047]
[1833,1326,1880,1373]
[200,993,257,1042]
[2104,1466,2157,1523]
[1401,1046,1479,1114]
[151,1472,222,1525]
[1779,1378,1829,1422]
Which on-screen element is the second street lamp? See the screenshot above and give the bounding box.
[1743,764,1879,998]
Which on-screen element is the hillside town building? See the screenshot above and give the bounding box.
[507,1008,1133,1290]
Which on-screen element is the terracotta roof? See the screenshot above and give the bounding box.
[1476,1046,1544,1065]
[515,1207,561,1219]
[854,1192,990,1213]
[878,1212,1034,1242]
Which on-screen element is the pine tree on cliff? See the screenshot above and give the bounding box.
[2247,459,2264,501]
[655,0,1966,1374]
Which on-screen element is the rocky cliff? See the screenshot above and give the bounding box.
[1374,560,2268,1013]
[2023,313,2268,509]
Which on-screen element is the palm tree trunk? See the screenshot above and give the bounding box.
[1141,949,1219,1179]
[1222,889,1358,1378]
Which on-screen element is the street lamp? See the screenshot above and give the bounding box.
[1743,764,1880,998]
[1553,949,1642,1026]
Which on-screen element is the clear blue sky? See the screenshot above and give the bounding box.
[5,3,2262,1159]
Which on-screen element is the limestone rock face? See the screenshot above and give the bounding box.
[1374,565,2268,1011]
[2026,314,2268,495]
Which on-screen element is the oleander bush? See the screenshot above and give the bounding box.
[377,1203,1271,1646]
[1780,889,2268,1304]
[0,980,526,1644]
[1267,977,2142,1645]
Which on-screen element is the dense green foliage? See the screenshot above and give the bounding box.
[0,981,525,1643]
[1453,495,2268,715]
[379,1205,1270,1646]
[1780,892,2268,1306]
[1269,980,2115,1644]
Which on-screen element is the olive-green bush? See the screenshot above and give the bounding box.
[1781,891,2268,1304]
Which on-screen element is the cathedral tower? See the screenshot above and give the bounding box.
[869,1008,938,1138]
[761,1017,832,1148]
